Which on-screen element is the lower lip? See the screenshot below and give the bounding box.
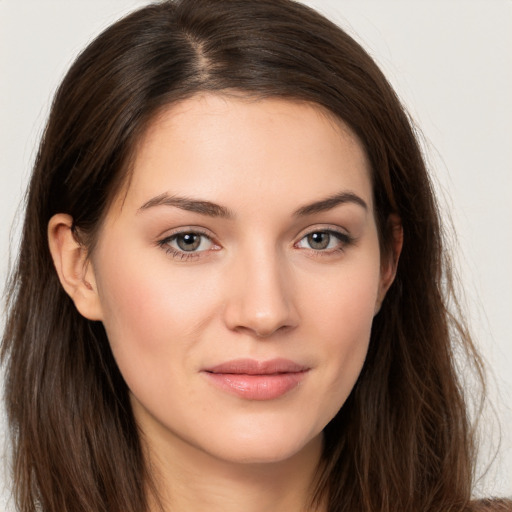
[203,371,308,400]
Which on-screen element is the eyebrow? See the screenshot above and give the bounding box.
[138,190,367,218]
[293,191,368,216]
[138,193,233,218]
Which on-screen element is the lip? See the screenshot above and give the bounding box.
[202,358,310,401]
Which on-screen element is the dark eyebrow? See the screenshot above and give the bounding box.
[293,191,368,216]
[138,193,233,218]
[139,191,366,218]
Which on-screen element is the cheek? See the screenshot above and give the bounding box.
[302,257,380,406]
[92,244,219,374]
[304,254,380,339]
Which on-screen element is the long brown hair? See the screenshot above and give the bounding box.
[2,1,506,511]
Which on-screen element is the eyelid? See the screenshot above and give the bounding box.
[156,226,221,260]
[294,224,352,241]
[156,225,215,241]
[294,225,355,254]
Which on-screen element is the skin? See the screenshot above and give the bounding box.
[49,94,401,512]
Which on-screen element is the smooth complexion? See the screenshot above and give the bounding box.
[49,94,400,512]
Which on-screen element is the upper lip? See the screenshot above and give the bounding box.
[203,358,309,375]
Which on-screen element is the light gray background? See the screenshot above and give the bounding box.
[1,0,510,507]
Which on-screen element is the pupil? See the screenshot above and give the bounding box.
[308,232,329,250]
[177,233,200,251]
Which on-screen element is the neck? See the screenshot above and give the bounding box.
[144,430,326,512]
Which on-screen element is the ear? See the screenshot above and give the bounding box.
[48,214,103,321]
[375,214,403,315]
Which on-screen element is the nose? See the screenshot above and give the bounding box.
[222,247,298,338]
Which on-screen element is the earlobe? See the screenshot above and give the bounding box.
[48,214,103,321]
[375,214,403,314]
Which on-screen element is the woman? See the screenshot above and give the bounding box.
[1,0,510,511]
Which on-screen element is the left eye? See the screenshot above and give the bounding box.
[165,232,213,252]
[296,231,345,251]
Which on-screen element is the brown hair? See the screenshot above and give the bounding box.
[2,0,507,511]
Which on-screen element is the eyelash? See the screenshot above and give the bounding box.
[157,229,217,261]
[157,227,354,261]
[294,229,354,257]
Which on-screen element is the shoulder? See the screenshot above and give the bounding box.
[469,499,512,511]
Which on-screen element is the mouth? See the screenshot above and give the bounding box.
[202,358,310,401]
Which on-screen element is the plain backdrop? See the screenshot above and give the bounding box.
[1,0,511,508]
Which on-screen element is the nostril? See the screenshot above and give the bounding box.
[229,316,296,339]
[252,323,292,338]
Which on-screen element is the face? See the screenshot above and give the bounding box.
[89,94,393,465]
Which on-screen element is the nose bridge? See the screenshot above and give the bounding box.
[223,240,297,337]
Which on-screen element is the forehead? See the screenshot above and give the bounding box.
[118,93,373,215]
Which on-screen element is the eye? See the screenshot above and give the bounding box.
[158,230,218,260]
[172,232,209,252]
[296,229,351,252]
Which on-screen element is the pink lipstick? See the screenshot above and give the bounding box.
[202,358,309,400]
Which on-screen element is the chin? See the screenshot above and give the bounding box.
[196,424,324,466]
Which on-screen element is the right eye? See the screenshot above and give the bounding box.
[158,230,218,260]
[169,232,211,252]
